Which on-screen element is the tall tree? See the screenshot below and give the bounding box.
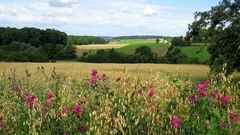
[187,0,240,74]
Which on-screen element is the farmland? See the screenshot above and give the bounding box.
[76,39,169,56]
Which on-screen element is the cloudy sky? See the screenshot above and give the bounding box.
[0,0,220,36]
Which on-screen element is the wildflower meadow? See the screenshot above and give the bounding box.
[0,67,239,134]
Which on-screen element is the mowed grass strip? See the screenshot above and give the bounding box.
[178,45,210,62]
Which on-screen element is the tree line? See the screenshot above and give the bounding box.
[79,46,205,64]
[68,36,107,45]
[0,27,76,62]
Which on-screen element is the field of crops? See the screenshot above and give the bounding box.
[77,39,169,57]
[0,62,239,134]
[76,44,127,56]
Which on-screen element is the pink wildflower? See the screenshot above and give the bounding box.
[172,116,181,128]
[45,100,52,109]
[115,76,121,82]
[47,92,54,100]
[220,95,230,103]
[27,96,36,108]
[198,89,207,97]
[73,104,82,114]
[63,132,69,135]
[148,84,154,97]
[91,69,98,76]
[89,79,97,86]
[230,113,238,121]
[196,80,210,90]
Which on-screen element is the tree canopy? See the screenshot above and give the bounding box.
[187,0,240,73]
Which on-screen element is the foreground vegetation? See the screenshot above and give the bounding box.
[0,66,239,134]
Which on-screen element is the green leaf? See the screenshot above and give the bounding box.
[211,108,221,119]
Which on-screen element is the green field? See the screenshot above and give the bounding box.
[82,39,169,56]
[178,45,210,62]
[116,42,168,56]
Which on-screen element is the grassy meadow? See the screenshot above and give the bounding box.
[178,45,210,62]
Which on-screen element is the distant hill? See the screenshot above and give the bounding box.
[113,35,164,40]
[100,36,114,40]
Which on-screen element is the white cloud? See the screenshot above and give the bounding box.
[48,0,79,7]
[0,0,196,36]
[143,6,157,17]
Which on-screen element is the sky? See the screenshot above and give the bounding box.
[0,0,220,36]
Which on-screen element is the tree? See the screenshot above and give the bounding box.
[171,36,190,46]
[187,0,240,74]
[156,38,160,44]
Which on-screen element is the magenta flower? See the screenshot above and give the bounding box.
[73,104,82,114]
[172,116,181,128]
[89,70,99,86]
[148,84,154,97]
[91,69,98,76]
[196,80,210,90]
[0,120,3,128]
[198,89,207,97]
[45,100,52,109]
[89,79,97,86]
[27,96,36,108]
[230,113,238,121]
[77,125,88,133]
[47,92,54,100]
[220,95,230,103]
[115,76,121,82]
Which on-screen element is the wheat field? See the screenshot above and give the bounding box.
[0,62,209,78]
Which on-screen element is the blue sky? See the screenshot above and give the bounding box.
[0,0,220,36]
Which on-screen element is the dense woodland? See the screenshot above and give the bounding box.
[0,27,76,62]
[68,36,107,45]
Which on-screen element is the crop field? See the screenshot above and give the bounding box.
[0,62,209,78]
[178,45,210,62]
[76,44,127,56]
[77,39,169,56]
